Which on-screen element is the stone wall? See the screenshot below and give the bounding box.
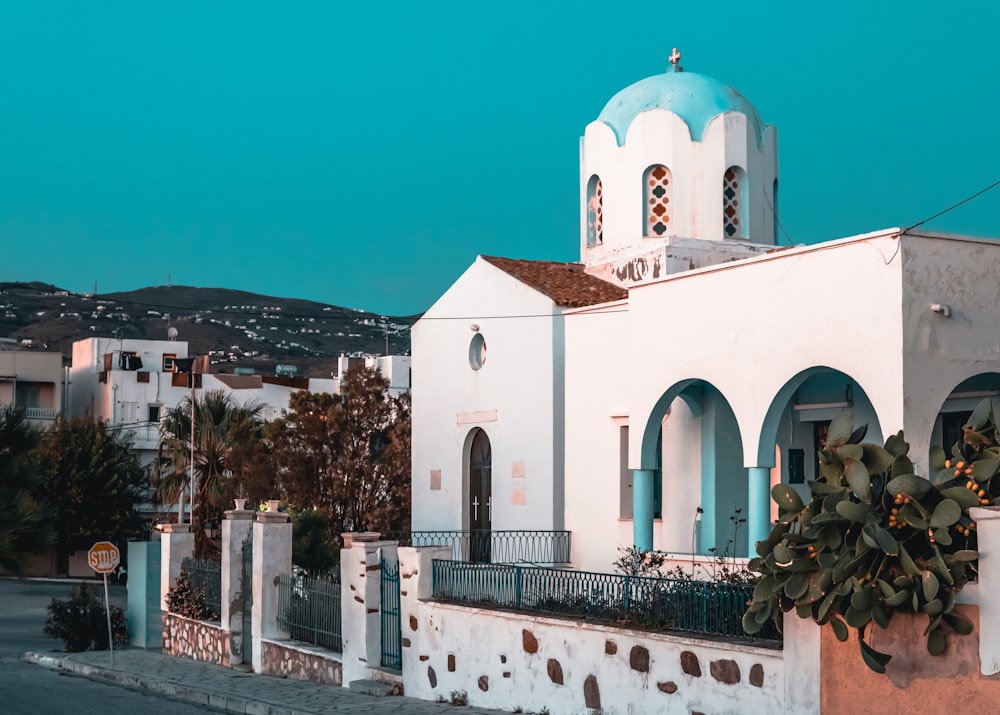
[162,612,229,667]
[261,639,343,685]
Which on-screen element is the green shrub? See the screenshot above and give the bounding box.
[44,585,128,652]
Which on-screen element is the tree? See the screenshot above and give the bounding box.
[0,406,53,575]
[267,365,411,544]
[154,390,264,559]
[36,415,146,566]
[289,507,338,577]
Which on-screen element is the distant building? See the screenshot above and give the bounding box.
[0,339,64,428]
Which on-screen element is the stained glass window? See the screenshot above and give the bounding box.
[723,167,746,238]
[586,175,603,246]
[643,165,672,237]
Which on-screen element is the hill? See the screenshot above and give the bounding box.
[0,282,417,378]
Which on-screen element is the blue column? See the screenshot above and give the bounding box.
[748,467,772,557]
[632,469,655,551]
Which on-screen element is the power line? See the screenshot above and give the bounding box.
[902,179,1000,234]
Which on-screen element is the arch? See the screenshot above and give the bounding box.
[586,175,604,246]
[723,166,747,238]
[643,164,672,237]
[756,366,885,480]
[927,372,1000,462]
[465,427,493,562]
[639,379,747,556]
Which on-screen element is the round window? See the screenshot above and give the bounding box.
[469,333,487,370]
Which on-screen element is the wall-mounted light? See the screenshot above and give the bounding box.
[930,303,952,317]
[470,324,480,333]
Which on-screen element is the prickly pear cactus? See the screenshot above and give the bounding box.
[743,401,1000,673]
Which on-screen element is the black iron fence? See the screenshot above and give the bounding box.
[276,573,343,651]
[180,557,222,621]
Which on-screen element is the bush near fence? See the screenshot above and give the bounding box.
[177,558,222,622]
[432,560,781,642]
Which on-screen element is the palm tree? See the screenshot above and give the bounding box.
[0,406,54,575]
[154,390,264,558]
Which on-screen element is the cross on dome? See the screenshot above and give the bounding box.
[669,47,683,72]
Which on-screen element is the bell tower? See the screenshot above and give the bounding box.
[580,51,779,286]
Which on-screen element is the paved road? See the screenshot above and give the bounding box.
[0,578,126,658]
[4,579,513,715]
[0,657,226,714]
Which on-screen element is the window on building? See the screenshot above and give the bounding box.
[643,165,672,237]
[813,420,830,480]
[723,166,747,238]
[619,426,631,518]
[162,353,176,371]
[586,175,603,246]
[15,384,40,409]
[148,405,161,424]
[942,411,972,452]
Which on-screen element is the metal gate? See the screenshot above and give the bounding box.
[241,533,253,665]
[380,557,401,669]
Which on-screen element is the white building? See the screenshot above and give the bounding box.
[411,57,1000,573]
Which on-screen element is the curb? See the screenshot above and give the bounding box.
[22,652,308,715]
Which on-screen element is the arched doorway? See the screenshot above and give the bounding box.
[468,428,492,562]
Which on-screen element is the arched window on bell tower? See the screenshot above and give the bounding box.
[723,166,747,238]
[586,174,604,246]
[643,165,672,238]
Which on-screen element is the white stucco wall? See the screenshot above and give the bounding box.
[626,230,907,474]
[899,233,1000,474]
[562,302,629,570]
[399,549,784,715]
[412,258,562,533]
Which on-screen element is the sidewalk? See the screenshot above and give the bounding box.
[24,648,511,715]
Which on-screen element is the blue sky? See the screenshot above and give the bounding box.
[0,2,996,316]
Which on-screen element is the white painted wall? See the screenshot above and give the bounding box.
[899,233,1000,474]
[399,549,785,715]
[627,230,907,474]
[562,302,629,570]
[412,258,562,534]
[580,108,778,267]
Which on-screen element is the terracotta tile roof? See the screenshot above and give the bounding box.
[481,256,627,308]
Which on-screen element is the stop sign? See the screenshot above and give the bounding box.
[87,541,121,574]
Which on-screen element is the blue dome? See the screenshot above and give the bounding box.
[596,69,765,145]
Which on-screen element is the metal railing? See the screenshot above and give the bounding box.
[384,530,572,564]
[24,407,56,420]
[180,557,222,621]
[431,560,781,643]
[276,573,342,652]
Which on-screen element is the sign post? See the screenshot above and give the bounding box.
[88,541,121,666]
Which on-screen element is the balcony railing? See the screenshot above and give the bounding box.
[383,530,571,564]
[23,407,56,420]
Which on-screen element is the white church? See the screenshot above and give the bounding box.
[410,53,1000,573]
